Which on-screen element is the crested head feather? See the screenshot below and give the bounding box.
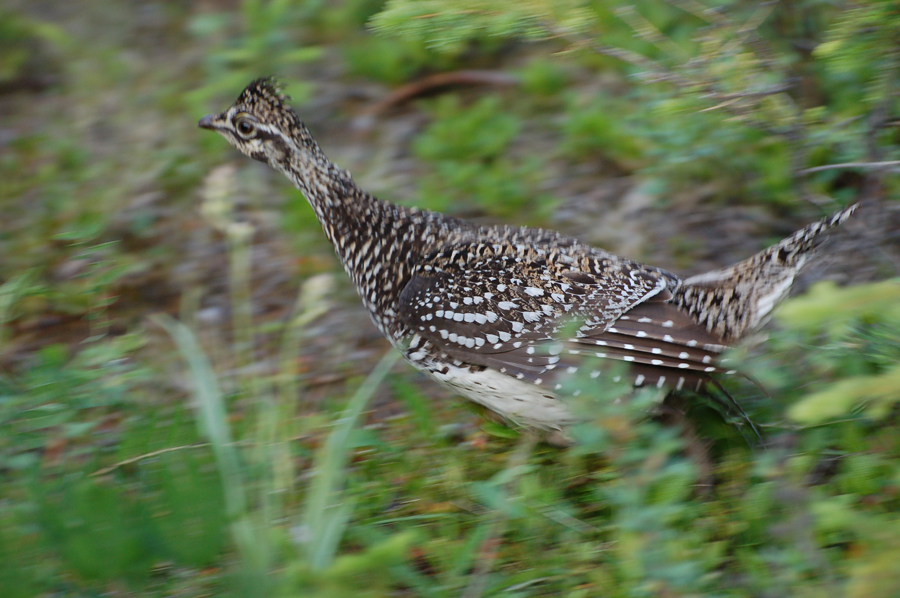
[199,77,342,187]
[239,76,292,107]
[231,76,302,131]
[200,77,310,157]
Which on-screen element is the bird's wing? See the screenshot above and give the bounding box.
[398,242,677,382]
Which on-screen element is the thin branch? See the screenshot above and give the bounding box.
[798,160,900,175]
[709,84,793,101]
[666,0,729,26]
[615,5,688,63]
[91,438,279,476]
[91,444,210,476]
[698,96,742,112]
[543,20,687,87]
[536,504,601,534]
[549,18,791,134]
[719,0,779,56]
[353,70,520,132]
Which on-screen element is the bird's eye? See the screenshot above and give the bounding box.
[235,118,256,138]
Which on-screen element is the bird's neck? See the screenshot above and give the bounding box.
[277,147,455,339]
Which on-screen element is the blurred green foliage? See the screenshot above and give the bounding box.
[377,0,900,205]
[0,334,147,471]
[776,280,900,423]
[519,58,570,99]
[412,94,552,217]
[562,93,647,170]
[0,9,68,83]
[371,0,595,55]
[313,0,461,84]
[186,0,322,109]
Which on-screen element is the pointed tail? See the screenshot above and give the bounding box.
[674,203,859,342]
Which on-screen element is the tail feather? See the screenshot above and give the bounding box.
[674,203,859,342]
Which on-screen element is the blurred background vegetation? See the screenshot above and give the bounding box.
[1,0,899,596]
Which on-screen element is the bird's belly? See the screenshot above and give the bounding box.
[421,362,576,430]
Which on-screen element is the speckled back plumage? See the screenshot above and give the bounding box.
[199,78,858,431]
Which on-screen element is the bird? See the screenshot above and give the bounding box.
[198,77,858,433]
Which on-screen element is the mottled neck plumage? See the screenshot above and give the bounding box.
[275,135,359,224]
[272,131,458,340]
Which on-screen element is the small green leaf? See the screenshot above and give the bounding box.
[481,420,519,439]
[789,364,900,423]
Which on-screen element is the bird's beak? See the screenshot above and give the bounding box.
[198,114,217,130]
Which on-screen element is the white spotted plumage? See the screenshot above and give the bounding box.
[200,78,859,431]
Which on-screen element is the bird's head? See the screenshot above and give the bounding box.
[198,77,315,168]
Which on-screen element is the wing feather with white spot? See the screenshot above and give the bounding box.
[397,242,667,383]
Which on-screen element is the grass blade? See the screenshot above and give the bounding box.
[153,314,271,594]
[302,349,400,570]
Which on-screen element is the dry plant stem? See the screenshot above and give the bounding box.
[91,444,211,476]
[0,273,33,351]
[461,432,538,598]
[91,434,329,477]
[224,217,286,537]
[665,0,729,26]
[710,85,793,101]
[228,224,260,397]
[798,161,900,175]
[536,504,599,534]
[270,276,333,498]
[277,294,307,410]
[276,275,332,408]
[718,1,779,57]
[615,5,687,62]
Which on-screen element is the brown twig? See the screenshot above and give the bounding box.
[353,70,521,132]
